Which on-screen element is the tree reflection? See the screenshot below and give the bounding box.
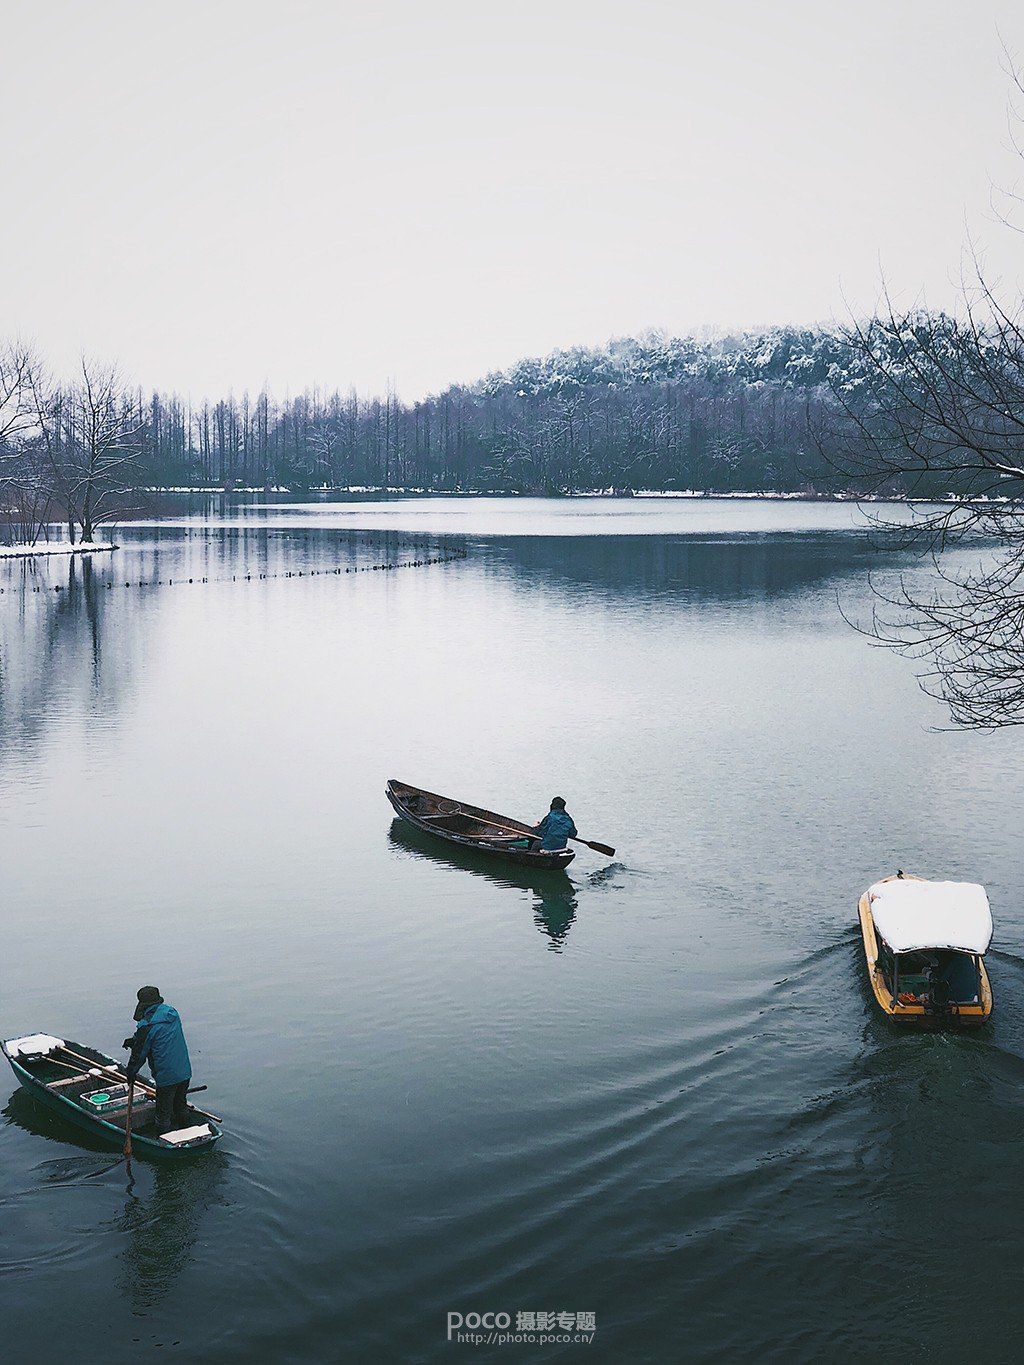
[0,553,126,759]
[494,531,899,604]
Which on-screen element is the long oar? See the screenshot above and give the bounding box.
[123,1081,134,1158]
[445,809,615,857]
[55,1046,222,1124]
[50,1054,210,1104]
[55,1046,157,1096]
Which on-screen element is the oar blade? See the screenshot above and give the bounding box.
[585,840,615,857]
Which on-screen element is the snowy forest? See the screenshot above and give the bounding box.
[0,320,994,542]
[139,328,858,496]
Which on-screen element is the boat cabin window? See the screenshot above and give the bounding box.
[889,947,981,1005]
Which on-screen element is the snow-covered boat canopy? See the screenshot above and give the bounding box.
[868,879,993,955]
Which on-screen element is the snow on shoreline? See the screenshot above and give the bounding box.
[0,542,117,559]
[137,485,981,504]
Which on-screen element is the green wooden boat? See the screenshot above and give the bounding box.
[3,1033,221,1160]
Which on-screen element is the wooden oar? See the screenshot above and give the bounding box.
[55,1045,222,1124]
[455,810,616,857]
[124,1081,134,1158]
[56,1046,156,1097]
[45,1056,105,1079]
[55,1046,156,1097]
[53,1052,210,1104]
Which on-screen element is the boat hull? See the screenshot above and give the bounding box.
[387,780,575,870]
[2,1039,221,1160]
[858,883,993,1025]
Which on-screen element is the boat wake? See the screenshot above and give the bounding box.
[771,936,860,990]
[987,946,1024,969]
[580,860,633,888]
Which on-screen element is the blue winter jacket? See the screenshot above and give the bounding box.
[128,1003,192,1087]
[535,809,577,850]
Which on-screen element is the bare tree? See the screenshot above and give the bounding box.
[817,48,1024,729]
[5,444,54,546]
[56,360,145,543]
[0,342,37,448]
[0,343,56,546]
[826,276,1024,727]
[308,405,341,487]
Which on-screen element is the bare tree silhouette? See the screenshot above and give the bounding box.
[826,59,1024,729]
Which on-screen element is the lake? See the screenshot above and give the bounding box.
[2,497,1023,1363]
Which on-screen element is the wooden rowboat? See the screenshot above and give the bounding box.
[387,779,575,870]
[2,1033,222,1159]
[858,873,993,1025]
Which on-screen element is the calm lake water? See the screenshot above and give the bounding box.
[2,497,1024,1363]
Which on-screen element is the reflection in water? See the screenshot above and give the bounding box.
[3,1085,226,1312]
[493,530,896,603]
[0,554,127,758]
[532,880,578,950]
[388,819,578,949]
[6,501,1018,1360]
[0,521,898,774]
[116,1156,227,1311]
[0,524,461,766]
[4,1085,118,1160]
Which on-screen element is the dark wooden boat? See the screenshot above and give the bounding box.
[387,779,575,870]
[2,1033,222,1159]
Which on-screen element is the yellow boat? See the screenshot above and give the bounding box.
[858,872,993,1024]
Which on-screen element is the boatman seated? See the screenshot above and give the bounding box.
[533,797,577,852]
[123,986,193,1134]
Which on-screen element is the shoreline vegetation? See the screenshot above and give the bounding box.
[0,325,975,556]
[140,486,1006,502]
[0,316,1015,558]
[132,486,885,499]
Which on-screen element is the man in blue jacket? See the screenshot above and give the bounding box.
[533,796,577,851]
[123,986,193,1134]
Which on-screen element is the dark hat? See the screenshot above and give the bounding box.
[550,796,566,810]
[133,985,164,1021]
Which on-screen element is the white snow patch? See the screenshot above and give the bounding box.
[6,1033,64,1057]
[0,542,117,559]
[868,879,993,955]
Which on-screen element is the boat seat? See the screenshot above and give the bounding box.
[48,1075,112,1096]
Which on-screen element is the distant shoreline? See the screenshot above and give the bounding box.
[138,486,928,503]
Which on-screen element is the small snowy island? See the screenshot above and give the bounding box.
[0,542,117,559]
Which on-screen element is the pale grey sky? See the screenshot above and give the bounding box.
[3,0,1023,399]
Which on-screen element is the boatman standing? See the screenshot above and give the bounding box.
[123,986,193,1134]
[533,796,577,852]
